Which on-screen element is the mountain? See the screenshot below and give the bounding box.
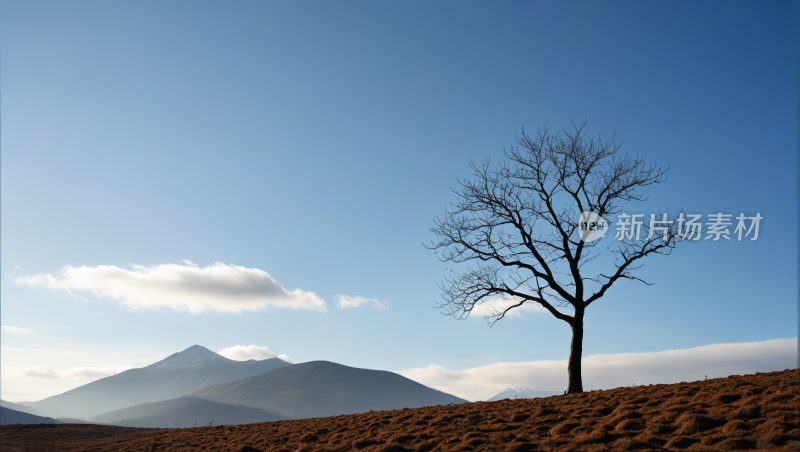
[93,396,286,428]
[0,406,60,425]
[189,360,468,419]
[93,397,202,423]
[28,345,291,418]
[486,385,562,401]
[0,399,39,415]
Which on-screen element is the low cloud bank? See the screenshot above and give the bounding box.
[1,326,34,334]
[469,296,546,319]
[14,261,327,314]
[398,338,797,401]
[218,344,298,364]
[335,295,389,310]
[2,365,132,380]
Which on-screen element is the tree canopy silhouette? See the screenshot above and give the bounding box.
[426,122,690,393]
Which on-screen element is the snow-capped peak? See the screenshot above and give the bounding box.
[146,345,229,372]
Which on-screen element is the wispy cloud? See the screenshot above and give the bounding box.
[1,325,34,334]
[277,354,298,364]
[398,338,797,401]
[335,295,389,310]
[14,261,327,314]
[468,295,547,319]
[2,365,132,380]
[217,344,298,364]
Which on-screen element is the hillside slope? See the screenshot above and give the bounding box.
[14,368,793,452]
[189,360,468,418]
[0,399,39,415]
[0,407,60,425]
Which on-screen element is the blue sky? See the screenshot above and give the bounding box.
[1,1,797,402]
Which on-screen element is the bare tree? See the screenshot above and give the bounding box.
[426,122,691,394]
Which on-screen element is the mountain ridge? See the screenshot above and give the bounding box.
[189,360,468,418]
[27,345,291,418]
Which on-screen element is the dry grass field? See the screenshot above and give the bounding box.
[2,369,797,452]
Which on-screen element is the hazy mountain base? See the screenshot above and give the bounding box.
[94,397,210,423]
[57,418,98,424]
[93,397,287,428]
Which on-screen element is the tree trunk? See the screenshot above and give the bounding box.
[567,311,584,394]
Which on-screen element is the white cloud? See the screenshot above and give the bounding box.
[13,366,59,379]
[218,344,297,363]
[2,365,132,380]
[277,354,298,364]
[1,326,34,334]
[218,344,276,360]
[14,261,327,314]
[398,338,797,402]
[469,295,546,319]
[60,366,133,379]
[335,295,389,310]
[14,265,24,270]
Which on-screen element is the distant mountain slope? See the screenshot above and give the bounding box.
[94,397,286,428]
[0,399,39,415]
[56,418,98,424]
[93,397,202,423]
[28,345,291,418]
[189,361,468,419]
[486,386,561,401]
[0,406,60,425]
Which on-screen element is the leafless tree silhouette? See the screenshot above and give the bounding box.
[426,122,692,393]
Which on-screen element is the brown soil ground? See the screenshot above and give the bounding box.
[0,424,163,451]
[2,369,797,452]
